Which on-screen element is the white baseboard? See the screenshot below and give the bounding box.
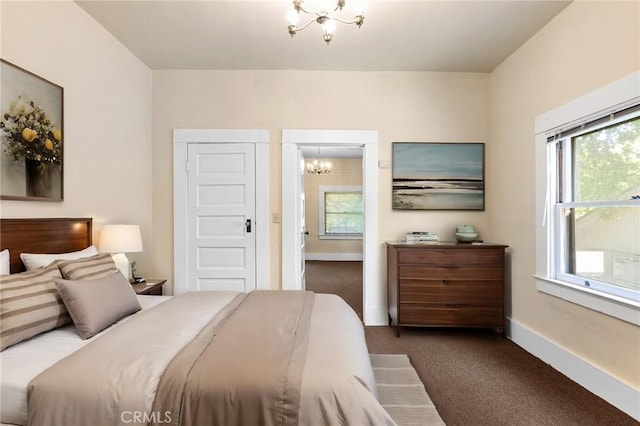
[508,318,640,421]
[305,253,363,261]
[365,305,388,326]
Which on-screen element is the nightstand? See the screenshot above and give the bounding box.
[131,279,166,296]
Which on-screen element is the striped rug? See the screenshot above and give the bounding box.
[371,354,446,426]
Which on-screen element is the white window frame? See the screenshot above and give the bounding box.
[550,114,640,301]
[535,72,640,325]
[318,185,363,240]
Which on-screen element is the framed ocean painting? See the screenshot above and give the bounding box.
[392,142,484,210]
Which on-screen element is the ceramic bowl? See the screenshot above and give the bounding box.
[455,232,478,242]
[456,225,476,234]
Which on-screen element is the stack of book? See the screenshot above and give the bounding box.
[405,232,439,243]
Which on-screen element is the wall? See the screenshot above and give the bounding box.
[0,1,153,275]
[304,157,363,257]
[152,71,490,291]
[490,0,640,390]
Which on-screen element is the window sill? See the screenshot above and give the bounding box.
[534,275,640,326]
[318,234,362,240]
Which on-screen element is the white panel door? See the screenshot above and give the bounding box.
[187,143,256,292]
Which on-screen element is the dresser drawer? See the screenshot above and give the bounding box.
[399,280,503,305]
[399,265,503,280]
[397,248,503,266]
[400,304,503,327]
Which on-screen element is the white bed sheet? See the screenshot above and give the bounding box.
[0,295,170,426]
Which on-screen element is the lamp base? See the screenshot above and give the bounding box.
[111,253,131,281]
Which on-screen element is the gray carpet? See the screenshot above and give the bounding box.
[372,354,446,426]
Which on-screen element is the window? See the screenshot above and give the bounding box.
[549,109,640,303]
[318,186,363,239]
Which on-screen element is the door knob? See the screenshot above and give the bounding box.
[246,219,252,233]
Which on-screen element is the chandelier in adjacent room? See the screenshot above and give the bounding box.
[287,0,365,45]
[306,159,332,174]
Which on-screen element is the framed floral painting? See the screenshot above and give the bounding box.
[0,59,63,201]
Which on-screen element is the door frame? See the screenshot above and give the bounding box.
[173,129,270,294]
[281,129,387,326]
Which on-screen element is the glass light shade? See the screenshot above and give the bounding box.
[287,9,300,25]
[323,18,336,35]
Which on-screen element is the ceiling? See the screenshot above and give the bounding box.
[75,0,571,72]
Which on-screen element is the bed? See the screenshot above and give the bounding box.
[0,218,394,426]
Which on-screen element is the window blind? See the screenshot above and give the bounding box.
[546,102,640,142]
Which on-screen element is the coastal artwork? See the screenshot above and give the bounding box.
[392,142,484,210]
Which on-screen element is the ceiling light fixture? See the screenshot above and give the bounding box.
[306,147,332,174]
[287,0,365,45]
[306,159,332,174]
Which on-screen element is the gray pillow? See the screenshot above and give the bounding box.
[54,272,141,339]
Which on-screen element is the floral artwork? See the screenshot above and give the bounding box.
[0,60,63,200]
[2,98,62,164]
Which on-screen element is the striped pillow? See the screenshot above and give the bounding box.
[0,263,71,351]
[57,253,118,280]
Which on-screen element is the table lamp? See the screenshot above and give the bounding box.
[98,224,143,281]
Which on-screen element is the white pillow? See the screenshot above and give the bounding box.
[0,249,9,275]
[20,245,98,271]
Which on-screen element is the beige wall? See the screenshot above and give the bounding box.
[304,158,363,255]
[0,1,153,275]
[152,71,490,291]
[489,0,640,388]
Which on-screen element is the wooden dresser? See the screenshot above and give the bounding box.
[386,242,508,336]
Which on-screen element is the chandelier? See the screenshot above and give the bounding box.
[287,0,365,45]
[306,159,332,174]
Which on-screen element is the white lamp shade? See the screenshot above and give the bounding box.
[99,224,142,281]
[98,224,143,254]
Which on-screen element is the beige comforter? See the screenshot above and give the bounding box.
[27,291,395,426]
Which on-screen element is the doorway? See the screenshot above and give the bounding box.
[301,146,364,317]
[281,129,387,326]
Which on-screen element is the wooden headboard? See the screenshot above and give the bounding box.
[0,218,93,273]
